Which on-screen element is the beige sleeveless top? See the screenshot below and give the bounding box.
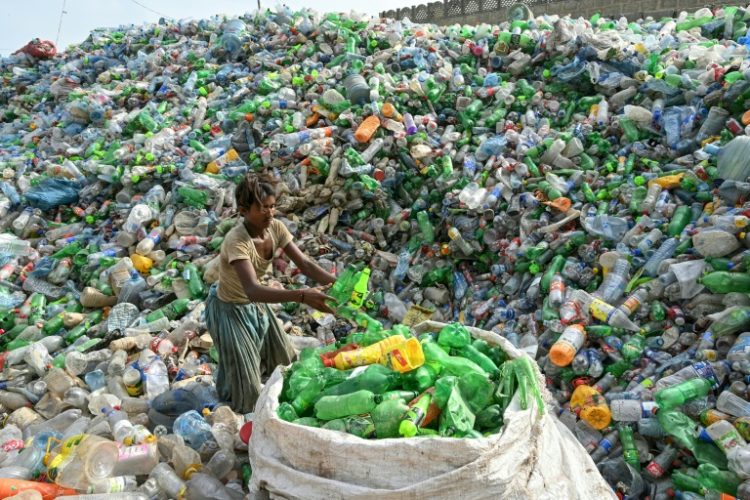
[217,219,293,303]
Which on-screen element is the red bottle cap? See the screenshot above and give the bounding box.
[239,421,253,444]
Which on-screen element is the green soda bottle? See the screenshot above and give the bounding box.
[322,416,376,438]
[146,298,190,322]
[330,265,358,305]
[475,404,503,430]
[27,294,46,324]
[348,268,370,309]
[183,263,206,299]
[399,391,433,438]
[619,424,641,470]
[402,364,438,393]
[697,463,741,496]
[291,374,326,416]
[667,205,692,236]
[437,323,471,348]
[439,384,476,437]
[458,372,495,413]
[701,271,750,294]
[314,390,379,421]
[457,345,499,376]
[42,314,65,336]
[423,341,486,377]
[416,211,435,244]
[671,470,702,493]
[277,402,299,422]
[178,186,209,208]
[654,378,712,410]
[319,364,401,397]
[372,398,409,438]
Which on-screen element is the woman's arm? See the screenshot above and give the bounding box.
[232,260,334,313]
[283,241,336,285]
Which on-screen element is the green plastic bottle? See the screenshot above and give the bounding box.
[667,205,692,236]
[654,378,712,410]
[475,404,503,430]
[348,268,371,309]
[422,341,486,377]
[457,345,499,376]
[402,364,438,393]
[701,271,750,294]
[277,402,299,422]
[437,323,471,348]
[314,390,380,421]
[146,298,190,322]
[322,416,376,438]
[290,374,326,416]
[183,263,206,299]
[372,398,409,438]
[399,391,433,437]
[697,463,741,496]
[319,364,401,397]
[619,424,641,470]
[416,211,435,244]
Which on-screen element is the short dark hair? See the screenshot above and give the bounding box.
[236,172,278,209]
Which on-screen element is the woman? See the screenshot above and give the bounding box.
[206,173,335,413]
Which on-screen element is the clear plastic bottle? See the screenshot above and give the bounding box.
[594,257,630,304]
[113,442,160,477]
[149,463,186,499]
[51,435,119,491]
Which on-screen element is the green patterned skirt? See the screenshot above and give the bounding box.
[205,285,296,413]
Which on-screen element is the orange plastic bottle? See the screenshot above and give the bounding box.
[0,479,76,500]
[570,384,612,430]
[549,323,586,367]
[354,115,381,143]
[381,102,403,121]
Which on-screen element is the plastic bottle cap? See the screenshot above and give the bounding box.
[549,344,575,367]
[239,421,253,444]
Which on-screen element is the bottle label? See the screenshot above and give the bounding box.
[88,476,127,493]
[735,417,750,441]
[589,298,613,322]
[1,439,24,452]
[118,443,152,461]
[645,461,665,478]
[692,361,720,389]
[556,325,586,352]
[641,402,658,418]
[620,295,641,315]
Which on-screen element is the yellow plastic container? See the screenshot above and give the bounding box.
[649,173,684,189]
[130,254,153,274]
[570,385,612,430]
[326,335,407,370]
[382,337,425,373]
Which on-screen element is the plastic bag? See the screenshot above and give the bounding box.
[24,178,80,210]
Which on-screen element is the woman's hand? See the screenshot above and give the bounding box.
[302,287,335,314]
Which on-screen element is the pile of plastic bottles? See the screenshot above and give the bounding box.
[0,2,750,498]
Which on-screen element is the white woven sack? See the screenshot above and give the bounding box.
[249,320,615,500]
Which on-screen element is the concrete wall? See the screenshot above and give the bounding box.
[380,0,748,26]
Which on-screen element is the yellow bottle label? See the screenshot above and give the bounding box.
[589,298,614,322]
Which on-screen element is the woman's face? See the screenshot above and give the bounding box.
[241,195,277,230]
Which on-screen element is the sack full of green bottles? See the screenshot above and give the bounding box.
[275,321,544,439]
